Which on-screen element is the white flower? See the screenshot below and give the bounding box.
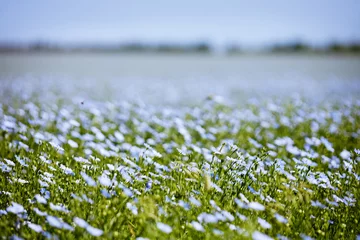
[300,234,314,240]
[156,222,172,234]
[320,137,334,152]
[236,213,247,221]
[27,222,43,233]
[274,213,288,223]
[239,193,249,203]
[81,171,97,186]
[15,178,29,184]
[107,164,115,171]
[211,182,223,193]
[9,235,23,240]
[248,202,265,211]
[213,229,224,235]
[60,164,75,175]
[311,200,326,209]
[34,194,47,204]
[126,202,138,215]
[197,213,218,224]
[98,174,112,187]
[6,202,25,214]
[74,217,89,228]
[258,217,272,229]
[4,159,15,166]
[222,210,235,221]
[253,231,273,240]
[86,225,103,236]
[50,203,70,213]
[68,139,79,148]
[47,215,73,231]
[33,208,47,216]
[73,216,103,236]
[46,216,63,229]
[340,150,351,159]
[234,198,247,208]
[74,157,90,164]
[189,196,201,207]
[122,187,133,197]
[114,131,125,142]
[191,221,204,232]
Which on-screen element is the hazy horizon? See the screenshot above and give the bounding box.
[1,0,359,48]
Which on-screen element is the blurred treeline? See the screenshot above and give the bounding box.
[0,41,359,55]
[265,42,360,54]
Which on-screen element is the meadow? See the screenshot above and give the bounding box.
[1,90,359,239]
[0,53,360,239]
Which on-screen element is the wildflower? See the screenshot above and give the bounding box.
[33,208,47,216]
[340,150,351,159]
[221,210,235,221]
[126,202,138,215]
[73,217,103,236]
[67,139,78,148]
[80,171,96,186]
[258,217,272,229]
[156,222,172,234]
[253,231,273,240]
[59,164,74,175]
[46,216,63,229]
[189,196,201,207]
[178,200,190,211]
[248,202,265,211]
[191,221,205,232]
[74,217,88,228]
[98,174,112,187]
[101,189,111,198]
[145,180,152,190]
[197,213,218,224]
[213,229,224,235]
[34,194,47,204]
[50,203,70,213]
[27,222,43,233]
[300,234,314,240]
[274,213,288,223]
[6,202,25,214]
[74,157,90,164]
[86,225,103,236]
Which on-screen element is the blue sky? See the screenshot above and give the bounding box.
[0,0,359,46]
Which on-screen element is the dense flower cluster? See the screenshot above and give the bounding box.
[0,89,359,239]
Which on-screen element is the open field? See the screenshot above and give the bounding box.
[1,54,360,104]
[0,54,360,239]
[1,93,360,239]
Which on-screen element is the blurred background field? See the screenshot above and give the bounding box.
[0,0,359,105]
[0,53,359,104]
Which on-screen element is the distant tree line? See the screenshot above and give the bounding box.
[117,42,210,53]
[267,41,360,54]
[0,42,211,54]
[0,41,359,54]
